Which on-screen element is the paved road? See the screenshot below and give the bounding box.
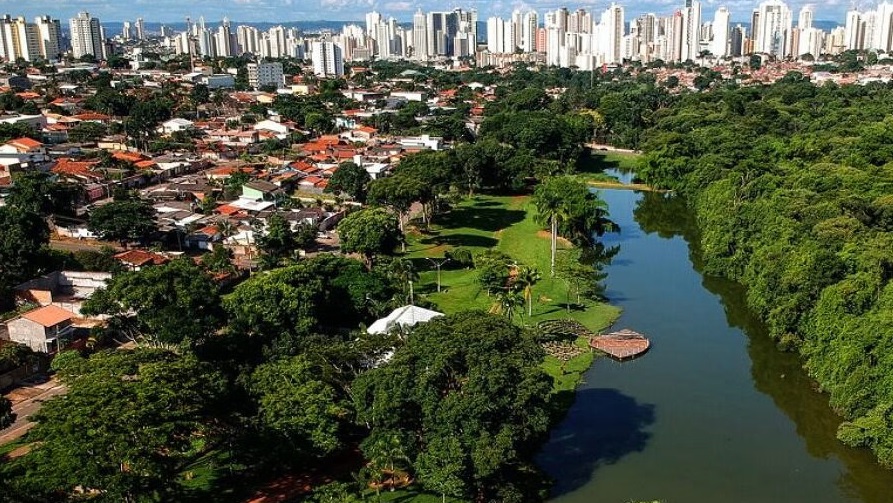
[0,378,67,445]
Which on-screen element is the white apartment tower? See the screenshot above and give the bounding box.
[522,11,538,52]
[712,7,730,57]
[600,4,624,64]
[70,11,103,59]
[755,0,793,57]
[412,9,428,60]
[844,11,863,50]
[798,5,813,29]
[682,0,702,61]
[34,16,62,61]
[311,38,344,77]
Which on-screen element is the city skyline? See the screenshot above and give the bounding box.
[10,0,856,25]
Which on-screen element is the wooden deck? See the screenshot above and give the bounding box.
[590,329,650,360]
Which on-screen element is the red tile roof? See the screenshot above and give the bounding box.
[51,158,101,180]
[7,137,42,150]
[74,113,111,121]
[22,305,74,327]
[113,250,170,267]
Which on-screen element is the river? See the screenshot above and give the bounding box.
[537,182,893,503]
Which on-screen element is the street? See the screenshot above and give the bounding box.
[1,377,67,445]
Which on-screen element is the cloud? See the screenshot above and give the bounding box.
[9,0,855,24]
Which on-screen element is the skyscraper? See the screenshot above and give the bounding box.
[712,7,730,57]
[412,9,428,60]
[311,37,344,77]
[754,0,792,57]
[600,4,624,64]
[136,17,145,40]
[34,16,62,60]
[844,10,863,50]
[69,11,103,59]
[682,0,701,61]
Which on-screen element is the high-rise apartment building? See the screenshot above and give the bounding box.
[712,7,730,57]
[311,37,344,77]
[69,11,103,59]
[34,16,62,60]
[754,0,792,57]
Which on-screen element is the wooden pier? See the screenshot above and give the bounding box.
[590,329,650,360]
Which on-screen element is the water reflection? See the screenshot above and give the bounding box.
[632,189,893,503]
[539,388,655,497]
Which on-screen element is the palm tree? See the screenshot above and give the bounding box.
[514,265,541,317]
[491,289,524,321]
[388,258,419,305]
[534,182,569,278]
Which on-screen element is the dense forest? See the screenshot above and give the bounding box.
[637,73,893,466]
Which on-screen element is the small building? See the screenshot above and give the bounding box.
[7,305,76,353]
[113,250,170,271]
[242,180,282,201]
[160,118,195,135]
[201,74,235,89]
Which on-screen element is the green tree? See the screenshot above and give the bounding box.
[514,265,542,317]
[248,355,347,459]
[88,199,157,245]
[0,396,14,430]
[8,171,80,216]
[9,349,226,502]
[353,312,553,501]
[201,246,236,274]
[0,207,49,309]
[326,161,371,203]
[257,213,298,269]
[67,121,108,143]
[534,176,615,276]
[82,258,223,348]
[415,436,467,503]
[338,208,401,269]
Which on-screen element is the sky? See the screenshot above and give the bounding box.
[5,0,854,25]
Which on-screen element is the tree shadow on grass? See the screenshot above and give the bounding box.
[537,388,655,497]
[576,150,624,175]
[438,206,526,233]
[418,233,498,249]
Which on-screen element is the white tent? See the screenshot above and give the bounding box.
[367,305,444,335]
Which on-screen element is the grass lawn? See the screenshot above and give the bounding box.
[406,195,620,332]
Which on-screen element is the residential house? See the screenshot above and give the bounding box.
[7,305,76,353]
[14,270,112,318]
[185,224,222,250]
[0,137,49,169]
[160,118,195,135]
[242,180,282,201]
[113,250,170,271]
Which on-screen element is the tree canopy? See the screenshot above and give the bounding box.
[353,312,553,501]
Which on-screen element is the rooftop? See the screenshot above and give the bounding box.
[21,305,74,327]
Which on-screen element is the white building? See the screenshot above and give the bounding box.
[69,11,104,60]
[712,7,730,57]
[754,0,793,57]
[246,61,284,89]
[311,38,344,77]
[35,16,62,61]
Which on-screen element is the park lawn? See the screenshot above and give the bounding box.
[406,195,620,332]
